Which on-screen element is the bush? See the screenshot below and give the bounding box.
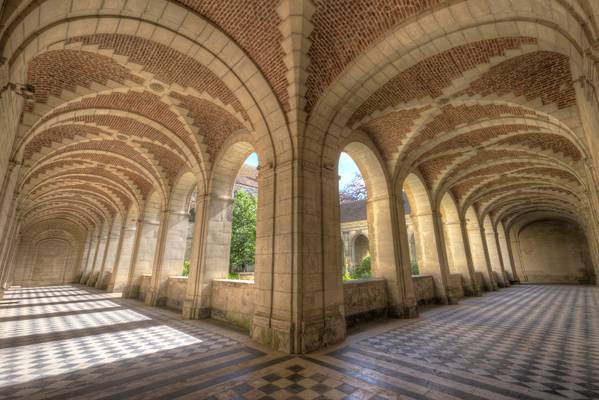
[343,255,372,280]
[227,273,240,280]
[182,260,190,276]
[354,255,372,279]
[410,259,419,275]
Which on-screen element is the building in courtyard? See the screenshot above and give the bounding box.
[1,3,599,397]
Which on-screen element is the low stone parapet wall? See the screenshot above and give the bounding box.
[412,275,435,304]
[343,278,387,326]
[166,276,188,310]
[211,279,255,331]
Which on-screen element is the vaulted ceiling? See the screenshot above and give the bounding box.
[1,0,597,236]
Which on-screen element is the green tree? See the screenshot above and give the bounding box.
[229,190,257,270]
[354,255,372,279]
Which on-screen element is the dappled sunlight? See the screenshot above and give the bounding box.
[0,299,121,319]
[0,324,203,386]
[0,308,150,338]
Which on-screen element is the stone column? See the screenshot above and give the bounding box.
[444,219,476,296]
[504,230,520,283]
[250,160,348,354]
[494,230,511,284]
[479,226,498,290]
[0,219,19,289]
[412,210,450,304]
[183,193,231,319]
[86,225,106,286]
[484,227,506,287]
[109,215,138,293]
[145,209,169,306]
[466,222,494,291]
[95,221,115,289]
[78,232,93,280]
[122,219,143,297]
[81,230,99,283]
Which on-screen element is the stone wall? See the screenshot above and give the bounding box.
[343,278,387,326]
[166,276,188,310]
[138,274,152,301]
[211,279,255,331]
[518,220,596,284]
[412,275,435,304]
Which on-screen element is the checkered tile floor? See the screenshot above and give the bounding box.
[0,284,597,399]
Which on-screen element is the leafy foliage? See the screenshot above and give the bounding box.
[182,260,190,276]
[410,258,420,275]
[339,173,367,203]
[230,190,257,270]
[343,255,372,280]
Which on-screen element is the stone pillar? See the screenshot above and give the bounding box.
[444,220,476,296]
[95,221,115,289]
[79,233,93,280]
[366,193,419,315]
[495,229,511,283]
[412,210,450,304]
[0,219,19,289]
[504,230,520,283]
[108,215,138,293]
[145,209,170,306]
[122,219,144,297]
[249,160,347,354]
[466,222,494,291]
[86,225,106,286]
[484,227,507,287]
[183,193,230,319]
[479,226,498,290]
[81,230,99,283]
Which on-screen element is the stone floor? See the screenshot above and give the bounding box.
[0,284,597,400]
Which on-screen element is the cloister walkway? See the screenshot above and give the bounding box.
[0,285,597,400]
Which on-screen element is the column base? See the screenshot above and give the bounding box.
[251,308,346,354]
[182,302,210,320]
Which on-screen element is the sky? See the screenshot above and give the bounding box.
[243,152,362,191]
[338,152,362,190]
[245,152,259,166]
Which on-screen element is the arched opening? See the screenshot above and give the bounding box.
[182,187,198,277]
[338,152,370,279]
[465,207,495,291]
[440,193,473,295]
[403,173,447,302]
[483,215,507,287]
[332,141,415,320]
[352,234,370,268]
[183,141,260,327]
[229,152,259,278]
[403,193,419,276]
[154,171,198,306]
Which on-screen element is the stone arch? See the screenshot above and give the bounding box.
[183,136,261,320]
[352,234,370,267]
